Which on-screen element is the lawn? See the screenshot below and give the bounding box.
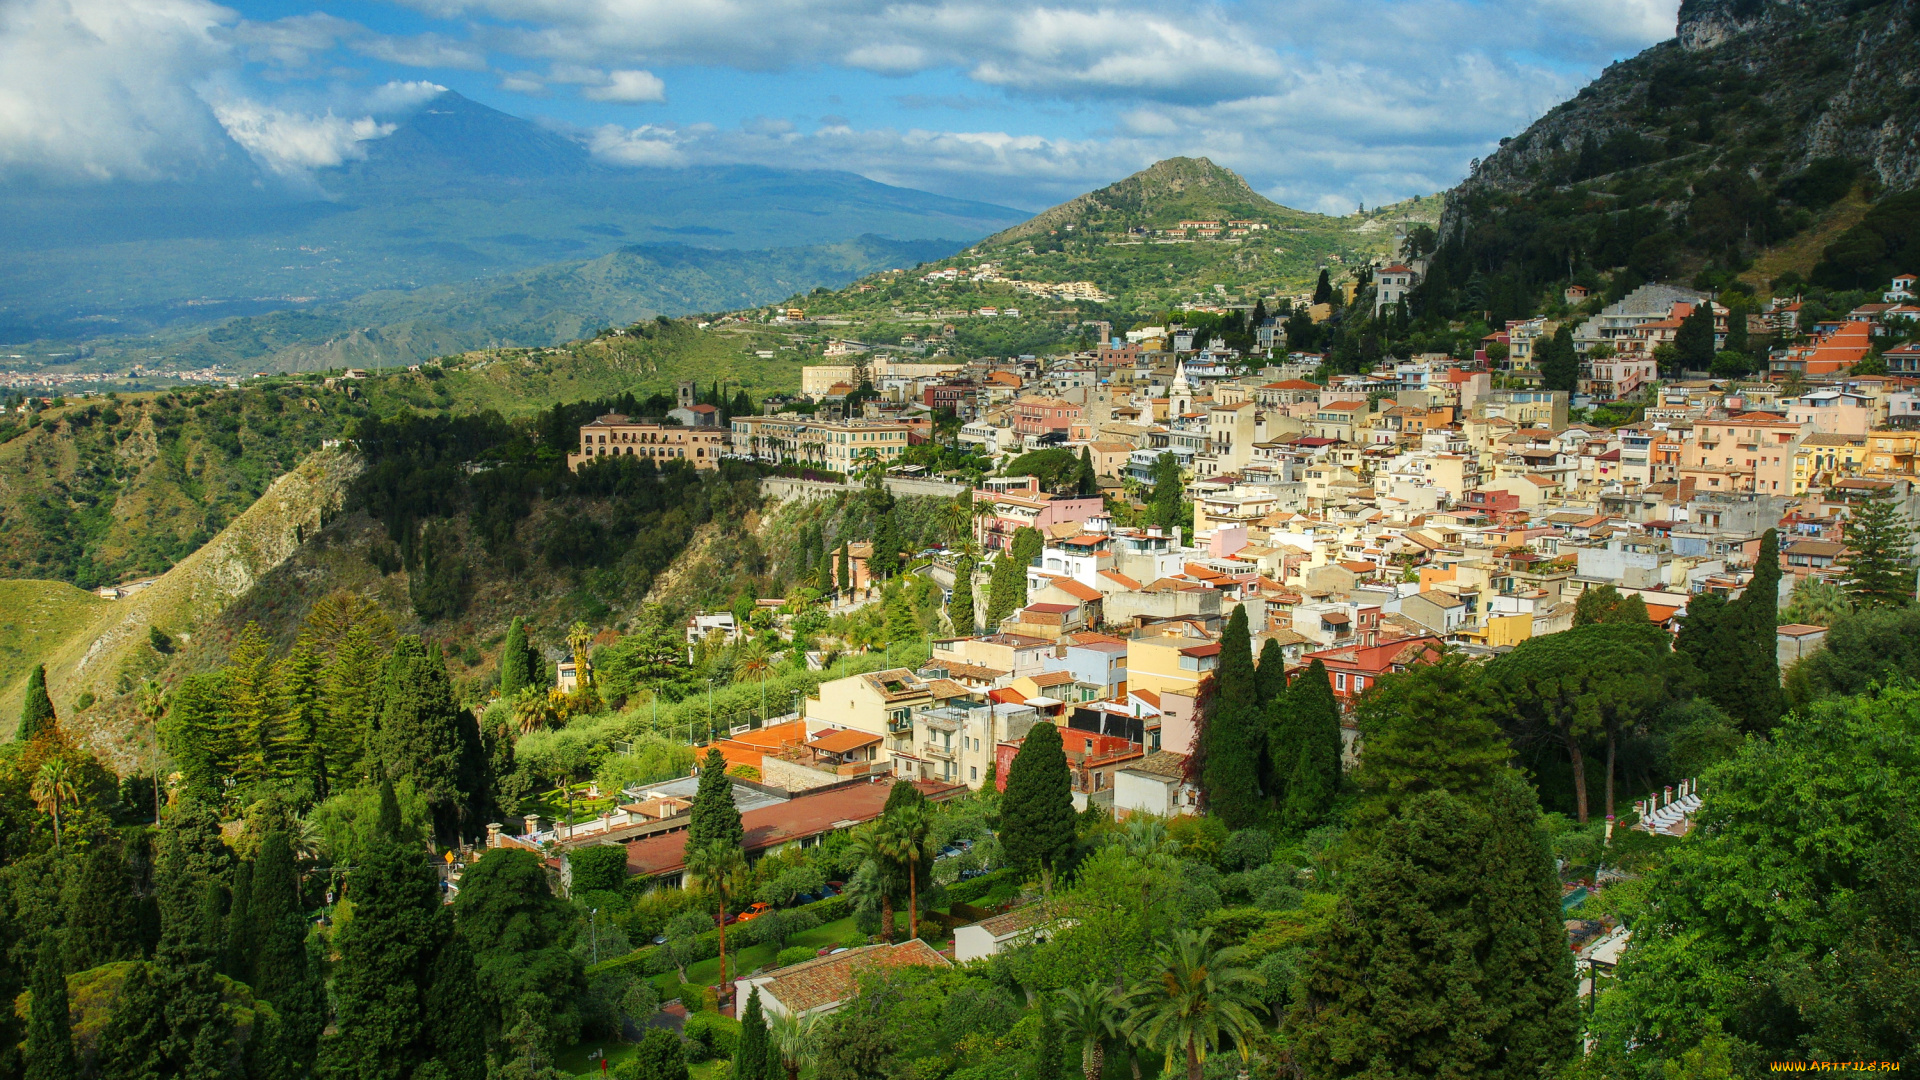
[680,914,870,986]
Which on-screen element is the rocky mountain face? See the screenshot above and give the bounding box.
[1423,0,1919,318]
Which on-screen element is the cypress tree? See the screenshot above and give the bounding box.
[1539,323,1578,393]
[225,857,254,983]
[1720,528,1784,732]
[94,960,166,1080]
[1000,722,1075,878]
[154,826,236,1080]
[0,891,26,1080]
[837,543,851,593]
[735,987,770,1080]
[984,549,1024,629]
[500,617,532,696]
[376,638,470,845]
[688,748,744,850]
[425,915,490,1080]
[250,831,325,1072]
[319,781,442,1079]
[62,837,143,972]
[1474,776,1580,1076]
[883,778,927,814]
[1312,269,1333,306]
[948,555,976,633]
[1200,606,1264,829]
[1074,447,1097,496]
[24,936,76,1080]
[869,514,902,580]
[815,550,833,594]
[17,663,56,741]
[1255,637,1287,708]
[1281,659,1342,831]
[1675,590,1728,678]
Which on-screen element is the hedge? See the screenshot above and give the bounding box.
[588,893,855,978]
[943,868,1017,906]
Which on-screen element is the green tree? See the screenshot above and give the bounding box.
[617,1028,692,1080]
[1573,584,1650,626]
[688,747,744,850]
[375,638,476,845]
[1841,494,1914,608]
[736,987,771,1080]
[1255,638,1287,707]
[1289,784,1575,1077]
[1539,323,1578,393]
[250,831,325,1072]
[837,542,851,594]
[426,919,492,1080]
[320,781,442,1080]
[685,841,748,990]
[868,514,903,581]
[769,1009,819,1080]
[1783,604,1920,708]
[1075,447,1098,497]
[1312,270,1333,306]
[93,961,165,1080]
[1586,684,1920,1069]
[227,622,289,783]
[1033,1002,1067,1080]
[17,663,57,741]
[985,529,1041,629]
[1270,659,1341,830]
[1127,929,1265,1080]
[61,836,142,972]
[1673,298,1716,372]
[501,616,534,697]
[1490,623,1683,823]
[1200,606,1264,829]
[1000,722,1076,880]
[1052,982,1124,1080]
[1348,654,1513,830]
[1717,528,1785,732]
[454,846,586,1053]
[24,937,76,1080]
[948,555,976,633]
[1147,453,1184,532]
[281,642,330,795]
[323,621,387,787]
[874,805,932,940]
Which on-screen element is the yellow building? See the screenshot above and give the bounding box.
[1863,430,1919,478]
[570,414,727,471]
[730,415,910,472]
[1457,613,1532,648]
[1124,630,1219,697]
[1791,433,1867,494]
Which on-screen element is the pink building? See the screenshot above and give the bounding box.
[974,477,1105,553]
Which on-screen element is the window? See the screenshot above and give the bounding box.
[970,766,978,781]
[1335,673,1347,691]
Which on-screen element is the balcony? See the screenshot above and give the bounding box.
[922,742,957,761]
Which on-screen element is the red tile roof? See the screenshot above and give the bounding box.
[622,779,958,877]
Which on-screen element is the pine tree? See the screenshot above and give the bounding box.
[24,936,76,1080]
[1255,638,1287,707]
[1280,659,1342,830]
[1842,495,1914,608]
[323,621,386,786]
[61,837,143,972]
[280,642,330,795]
[735,988,770,1080]
[1348,655,1513,831]
[17,663,56,741]
[816,548,834,594]
[93,960,165,1080]
[228,622,287,783]
[688,747,744,851]
[250,831,325,1072]
[319,781,442,1079]
[948,555,976,633]
[1000,722,1075,879]
[1573,584,1650,626]
[1200,606,1264,828]
[500,617,532,697]
[153,822,237,1080]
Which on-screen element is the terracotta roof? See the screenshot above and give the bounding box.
[624,779,959,877]
[1023,602,1078,615]
[756,940,950,1013]
[1025,670,1077,688]
[1098,570,1144,590]
[809,728,883,754]
[971,902,1056,938]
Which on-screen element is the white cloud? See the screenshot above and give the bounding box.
[0,0,235,180]
[208,98,394,176]
[583,69,666,102]
[365,80,452,114]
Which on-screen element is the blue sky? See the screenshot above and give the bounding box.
[0,0,1682,213]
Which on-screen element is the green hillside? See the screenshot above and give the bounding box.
[0,579,108,704]
[786,158,1439,329]
[0,320,802,589]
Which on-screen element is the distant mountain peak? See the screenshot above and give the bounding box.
[983,156,1306,247]
[344,89,594,180]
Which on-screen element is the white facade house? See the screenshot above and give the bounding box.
[952,903,1062,963]
[1112,751,1198,818]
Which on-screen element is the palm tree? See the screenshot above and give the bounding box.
[512,685,557,734]
[735,638,773,685]
[567,621,595,686]
[767,1009,819,1080]
[31,758,78,852]
[1126,929,1266,1080]
[1055,981,1126,1080]
[685,840,748,994]
[843,827,897,940]
[875,805,931,940]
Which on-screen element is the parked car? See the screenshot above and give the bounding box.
[736,902,772,922]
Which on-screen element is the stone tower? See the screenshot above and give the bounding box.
[677,380,696,410]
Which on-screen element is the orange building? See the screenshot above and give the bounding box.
[1772,321,1873,377]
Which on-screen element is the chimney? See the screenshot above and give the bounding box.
[486,823,502,849]
[1662,786,1673,807]
[524,813,542,837]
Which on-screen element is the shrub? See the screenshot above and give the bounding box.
[570,845,631,894]
[775,945,816,968]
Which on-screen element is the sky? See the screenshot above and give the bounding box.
[0,0,1682,214]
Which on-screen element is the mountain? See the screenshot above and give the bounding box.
[0,90,1024,352]
[789,157,1440,326]
[70,233,959,374]
[1428,0,1920,318]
